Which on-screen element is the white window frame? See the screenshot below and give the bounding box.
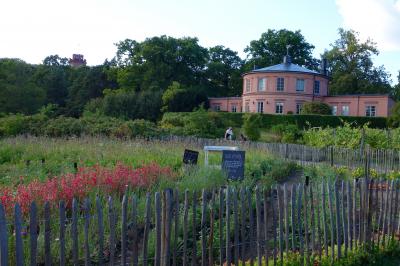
[245,79,251,92]
[296,103,302,114]
[231,105,237,113]
[341,105,349,116]
[257,101,264,113]
[332,105,337,115]
[366,105,376,117]
[314,80,320,95]
[276,77,284,91]
[245,102,250,112]
[275,102,283,114]
[296,79,305,92]
[257,78,266,91]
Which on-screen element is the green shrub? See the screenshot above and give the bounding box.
[271,124,302,143]
[243,113,262,141]
[162,112,387,130]
[301,101,332,115]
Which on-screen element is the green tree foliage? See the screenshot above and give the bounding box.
[161,81,208,112]
[391,71,400,101]
[42,54,69,66]
[205,45,243,96]
[0,59,46,114]
[33,63,71,107]
[300,102,332,115]
[66,66,112,117]
[388,102,400,127]
[244,29,318,70]
[243,113,262,141]
[324,28,391,95]
[88,89,163,121]
[115,36,208,92]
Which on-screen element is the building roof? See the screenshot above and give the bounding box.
[252,62,319,74]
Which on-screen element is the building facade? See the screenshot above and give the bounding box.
[209,56,395,117]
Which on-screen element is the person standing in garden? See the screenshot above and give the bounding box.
[225,127,233,140]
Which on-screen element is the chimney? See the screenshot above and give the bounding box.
[283,55,292,64]
[320,58,328,76]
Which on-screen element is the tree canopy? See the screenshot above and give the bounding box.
[244,29,319,71]
[324,28,392,95]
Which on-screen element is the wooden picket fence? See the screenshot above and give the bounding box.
[153,136,400,173]
[1,179,400,265]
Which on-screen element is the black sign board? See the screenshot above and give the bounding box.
[222,150,245,180]
[183,149,199,165]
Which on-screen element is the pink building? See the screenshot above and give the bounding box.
[209,56,395,117]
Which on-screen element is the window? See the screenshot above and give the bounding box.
[275,102,283,114]
[231,105,237,113]
[245,79,251,92]
[332,105,337,115]
[276,77,284,91]
[296,79,305,92]
[257,102,264,113]
[296,103,302,114]
[258,78,266,91]
[314,80,320,95]
[245,102,250,112]
[366,106,376,117]
[342,105,349,116]
[214,105,221,112]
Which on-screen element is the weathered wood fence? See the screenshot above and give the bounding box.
[153,136,400,173]
[1,179,400,265]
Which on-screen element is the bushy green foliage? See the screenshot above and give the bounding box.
[163,112,387,130]
[243,113,262,141]
[270,124,302,143]
[388,102,400,127]
[300,101,332,115]
[302,122,395,149]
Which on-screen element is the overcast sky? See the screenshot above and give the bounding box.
[1,0,399,82]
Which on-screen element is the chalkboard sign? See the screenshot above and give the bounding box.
[222,150,245,180]
[183,149,199,165]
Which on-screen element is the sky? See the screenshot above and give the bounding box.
[1,0,399,83]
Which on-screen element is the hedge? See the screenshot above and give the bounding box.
[162,112,388,129]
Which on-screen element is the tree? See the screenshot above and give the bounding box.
[391,71,400,101]
[66,66,111,117]
[0,58,46,114]
[244,29,318,70]
[161,81,209,112]
[243,113,262,141]
[205,45,243,96]
[33,63,71,107]
[324,28,391,95]
[300,102,332,115]
[114,36,208,92]
[43,55,69,66]
[388,101,400,127]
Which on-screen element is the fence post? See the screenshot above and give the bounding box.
[330,146,334,167]
[0,204,8,266]
[30,202,38,266]
[84,198,91,266]
[255,186,263,266]
[59,201,66,266]
[226,187,232,266]
[183,190,189,266]
[44,202,51,266]
[143,193,151,266]
[72,198,79,265]
[96,196,105,266]
[108,197,116,266]
[15,203,24,266]
[155,192,161,266]
[121,195,127,266]
[201,189,208,266]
